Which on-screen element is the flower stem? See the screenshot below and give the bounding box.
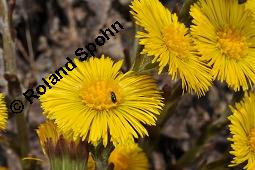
[92,142,114,170]
[158,81,183,127]
[130,25,145,72]
[49,156,87,170]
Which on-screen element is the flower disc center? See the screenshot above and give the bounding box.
[249,128,255,152]
[162,25,190,59]
[80,80,123,111]
[217,27,247,60]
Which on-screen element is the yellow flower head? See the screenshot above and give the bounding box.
[246,0,255,16]
[191,0,255,91]
[130,0,212,96]
[40,56,163,146]
[37,121,89,169]
[36,121,60,155]
[87,153,96,170]
[228,93,255,169]
[0,167,8,170]
[36,121,79,157]
[0,93,7,131]
[108,142,149,170]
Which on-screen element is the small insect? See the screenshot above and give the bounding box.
[111,91,117,103]
[238,0,247,4]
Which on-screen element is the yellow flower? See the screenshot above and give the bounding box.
[0,167,8,170]
[228,93,255,169]
[246,0,255,16]
[37,121,89,169]
[248,162,255,170]
[40,56,163,146]
[108,143,149,170]
[191,0,255,91]
[0,93,7,131]
[36,121,60,155]
[130,0,212,96]
[87,153,96,170]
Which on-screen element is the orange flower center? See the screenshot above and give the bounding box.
[217,27,248,60]
[249,128,255,152]
[80,80,123,111]
[162,25,190,59]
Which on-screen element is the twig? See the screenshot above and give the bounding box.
[16,39,30,63]
[0,0,30,169]
[20,2,37,78]
[7,0,15,40]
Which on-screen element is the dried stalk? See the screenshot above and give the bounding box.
[0,0,30,169]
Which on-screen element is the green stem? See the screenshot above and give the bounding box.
[49,156,87,170]
[92,143,114,170]
[158,81,183,127]
[130,25,145,72]
[95,159,108,170]
[145,81,183,157]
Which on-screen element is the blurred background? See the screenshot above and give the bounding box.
[0,0,243,169]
